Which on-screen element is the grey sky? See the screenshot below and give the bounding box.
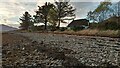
[71,2,99,19]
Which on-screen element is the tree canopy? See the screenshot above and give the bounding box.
[54,0,76,28]
[34,2,54,30]
[87,0,112,22]
[19,11,33,30]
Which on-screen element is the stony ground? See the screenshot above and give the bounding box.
[2,32,120,68]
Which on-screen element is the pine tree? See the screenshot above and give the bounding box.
[34,2,54,30]
[19,11,33,30]
[54,0,76,29]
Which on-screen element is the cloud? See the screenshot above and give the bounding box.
[36,0,54,6]
[0,0,37,27]
[71,2,99,19]
[0,0,99,27]
[1,0,118,28]
[0,2,25,20]
[70,0,119,2]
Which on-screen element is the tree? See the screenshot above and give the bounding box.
[48,6,58,30]
[117,1,120,24]
[87,11,96,22]
[93,0,112,22]
[19,11,33,30]
[34,2,54,30]
[54,0,76,29]
[117,1,120,17]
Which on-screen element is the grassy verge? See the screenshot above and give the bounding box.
[53,29,120,38]
[17,29,120,38]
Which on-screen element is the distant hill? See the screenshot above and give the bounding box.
[0,24,18,32]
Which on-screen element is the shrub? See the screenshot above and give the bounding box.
[90,21,120,30]
[60,27,67,31]
[34,26,43,31]
[103,21,120,30]
[71,26,84,31]
[89,23,99,29]
[117,30,120,37]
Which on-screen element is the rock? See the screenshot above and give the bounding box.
[22,47,25,50]
[32,40,37,44]
[40,41,44,44]
[65,40,69,43]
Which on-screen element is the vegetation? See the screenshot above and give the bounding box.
[54,0,76,28]
[34,2,54,30]
[87,0,120,32]
[52,29,120,37]
[47,5,59,31]
[94,0,112,22]
[70,26,85,31]
[19,11,33,30]
[19,0,75,31]
[89,17,120,30]
[59,27,67,31]
[87,0,112,22]
[19,0,120,37]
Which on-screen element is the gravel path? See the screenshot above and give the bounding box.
[17,32,120,67]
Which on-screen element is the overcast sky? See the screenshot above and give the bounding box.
[0,0,119,28]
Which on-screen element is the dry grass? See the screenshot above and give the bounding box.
[18,29,120,38]
[53,29,120,38]
[96,30,119,37]
[76,29,99,36]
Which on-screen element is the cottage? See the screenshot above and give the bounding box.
[67,19,89,29]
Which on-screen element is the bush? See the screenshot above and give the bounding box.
[102,21,120,30]
[60,27,67,31]
[90,21,120,30]
[89,23,99,29]
[71,26,84,31]
[51,28,57,31]
[117,30,120,37]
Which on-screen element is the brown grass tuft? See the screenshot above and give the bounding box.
[52,29,120,38]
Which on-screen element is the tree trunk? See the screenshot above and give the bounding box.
[118,2,120,17]
[118,2,120,23]
[57,2,61,29]
[57,18,60,29]
[102,11,105,22]
[44,16,47,30]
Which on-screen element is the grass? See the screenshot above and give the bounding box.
[17,29,120,38]
[52,29,120,38]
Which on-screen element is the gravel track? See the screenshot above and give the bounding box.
[18,32,120,67]
[2,32,120,67]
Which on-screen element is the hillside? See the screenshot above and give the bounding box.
[0,24,18,32]
[89,16,120,30]
[104,16,120,23]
